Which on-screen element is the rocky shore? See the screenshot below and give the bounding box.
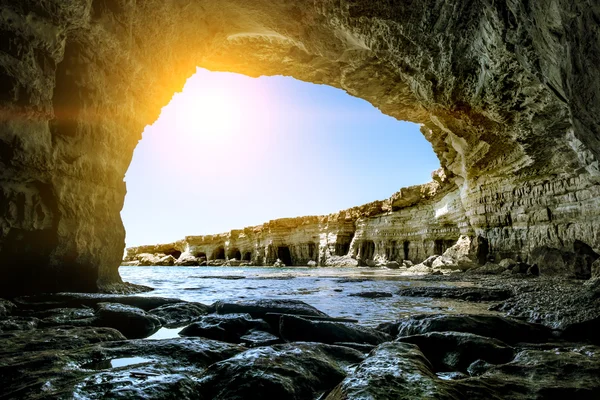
[2,270,600,399]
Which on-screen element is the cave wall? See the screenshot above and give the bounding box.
[0,0,599,294]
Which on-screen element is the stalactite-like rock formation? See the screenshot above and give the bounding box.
[1,0,599,294]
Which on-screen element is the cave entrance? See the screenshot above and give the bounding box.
[195,252,207,260]
[165,250,182,259]
[228,248,241,260]
[212,247,225,260]
[277,246,293,266]
[434,239,455,255]
[360,240,376,261]
[121,69,438,272]
[403,241,410,260]
[242,251,252,261]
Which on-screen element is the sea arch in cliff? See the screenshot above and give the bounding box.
[0,0,599,295]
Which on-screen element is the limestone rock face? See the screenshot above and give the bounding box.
[1,0,600,294]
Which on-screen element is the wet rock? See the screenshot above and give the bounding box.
[397,331,516,373]
[386,261,400,269]
[307,260,317,267]
[239,330,281,347]
[14,293,183,311]
[95,303,162,339]
[0,316,39,332]
[325,342,462,400]
[279,315,391,345]
[572,240,600,279]
[0,299,16,316]
[149,302,211,328]
[214,299,329,319]
[379,314,552,344]
[432,256,459,270]
[348,291,393,299]
[407,264,434,274]
[396,286,513,301]
[332,342,376,353]
[179,313,270,343]
[175,253,201,266]
[273,258,286,267]
[454,347,600,398]
[0,326,125,355]
[36,307,97,327]
[195,342,363,400]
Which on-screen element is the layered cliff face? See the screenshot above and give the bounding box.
[1,0,599,294]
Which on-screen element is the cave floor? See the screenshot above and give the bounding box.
[1,272,599,399]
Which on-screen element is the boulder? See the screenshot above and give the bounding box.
[407,264,434,274]
[136,253,176,266]
[572,240,600,279]
[36,307,97,328]
[175,253,201,266]
[465,262,506,275]
[149,302,212,327]
[179,313,270,343]
[397,331,516,372]
[279,315,391,345]
[349,291,394,299]
[214,299,329,319]
[239,330,281,347]
[325,342,461,400]
[378,314,552,344]
[422,255,440,267]
[396,286,513,302]
[273,259,286,267]
[431,256,459,270]
[195,343,364,400]
[0,299,16,317]
[386,261,401,269]
[95,303,162,339]
[307,260,317,267]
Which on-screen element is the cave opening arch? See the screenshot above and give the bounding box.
[0,1,596,295]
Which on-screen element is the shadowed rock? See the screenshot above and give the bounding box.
[95,303,162,339]
[279,315,391,345]
[397,331,516,372]
[179,313,270,343]
[396,286,513,301]
[195,343,364,400]
[378,314,552,344]
[149,302,212,328]
[214,299,329,319]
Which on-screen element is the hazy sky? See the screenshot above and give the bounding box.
[121,68,439,247]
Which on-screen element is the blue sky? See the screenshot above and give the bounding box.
[121,68,439,247]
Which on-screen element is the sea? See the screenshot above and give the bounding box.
[120,266,495,327]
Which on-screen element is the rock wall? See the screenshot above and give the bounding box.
[1,1,599,294]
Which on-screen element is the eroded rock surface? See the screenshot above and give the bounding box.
[1,0,599,293]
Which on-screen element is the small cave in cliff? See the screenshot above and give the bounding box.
[212,247,225,260]
[242,251,252,261]
[194,252,207,260]
[359,240,376,261]
[228,248,241,260]
[403,241,410,260]
[434,239,456,255]
[165,250,182,259]
[277,246,293,266]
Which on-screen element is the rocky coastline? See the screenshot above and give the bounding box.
[2,270,600,399]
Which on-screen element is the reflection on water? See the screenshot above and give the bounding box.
[120,266,494,327]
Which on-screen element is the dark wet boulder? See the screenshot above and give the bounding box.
[179,313,270,343]
[332,342,376,353]
[279,315,391,345]
[214,299,329,319]
[0,316,39,332]
[378,314,552,344]
[0,299,16,316]
[453,346,600,399]
[397,331,516,373]
[0,326,125,355]
[325,342,462,400]
[396,286,513,301]
[239,330,281,347]
[36,307,97,328]
[195,342,364,400]
[149,302,212,327]
[349,291,393,299]
[95,303,162,339]
[14,293,183,311]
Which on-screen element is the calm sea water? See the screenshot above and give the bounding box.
[120,266,494,327]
